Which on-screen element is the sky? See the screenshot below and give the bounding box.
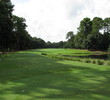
[11,0,110,42]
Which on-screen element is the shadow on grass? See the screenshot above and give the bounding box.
[0,52,110,100]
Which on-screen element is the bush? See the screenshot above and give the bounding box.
[83,59,91,63]
[41,53,47,55]
[91,60,96,64]
[96,60,104,65]
[44,54,110,66]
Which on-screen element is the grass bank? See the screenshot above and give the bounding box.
[0,49,110,100]
[38,49,110,65]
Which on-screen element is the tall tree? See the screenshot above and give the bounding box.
[78,17,92,36]
[67,17,110,50]
[66,31,74,40]
[91,17,103,34]
[103,18,110,33]
[0,0,14,53]
[65,31,75,48]
[102,18,110,50]
[74,18,92,49]
[12,15,28,50]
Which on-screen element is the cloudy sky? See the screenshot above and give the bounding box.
[11,0,110,42]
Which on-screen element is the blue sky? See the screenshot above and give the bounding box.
[11,0,110,42]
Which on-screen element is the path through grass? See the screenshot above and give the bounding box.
[0,49,110,100]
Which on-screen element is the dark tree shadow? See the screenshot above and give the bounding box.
[0,52,110,100]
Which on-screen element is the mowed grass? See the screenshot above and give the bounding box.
[26,48,106,56]
[0,49,110,100]
[27,48,94,55]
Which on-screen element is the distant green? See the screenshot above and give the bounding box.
[0,49,110,100]
[26,48,94,56]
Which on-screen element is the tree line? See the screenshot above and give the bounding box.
[0,0,46,53]
[65,17,110,50]
[46,17,110,51]
[0,0,110,53]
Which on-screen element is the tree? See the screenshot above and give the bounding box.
[91,17,103,34]
[66,31,74,40]
[101,18,110,50]
[0,0,14,53]
[65,31,75,48]
[74,18,92,49]
[86,34,103,50]
[74,33,86,49]
[12,15,28,50]
[78,17,92,36]
[0,0,47,51]
[103,18,110,33]
[66,17,110,50]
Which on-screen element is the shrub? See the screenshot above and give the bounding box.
[83,59,91,63]
[41,53,47,55]
[96,60,104,65]
[45,54,110,66]
[74,58,81,62]
[91,60,96,64]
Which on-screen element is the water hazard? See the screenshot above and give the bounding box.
[62,53,110,60]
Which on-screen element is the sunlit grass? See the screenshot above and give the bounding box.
[0,49,110,100]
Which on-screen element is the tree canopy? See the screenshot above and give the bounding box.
[0,0,110,52]
[0,0,46,53]
[67,17,110,50]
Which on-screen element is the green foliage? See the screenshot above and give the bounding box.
[46,41,66,48]
[96,60,104,65]
[103,18,110,33]
[91,17,103,34]
[74,33,86,49]
[66,31,74,40]
[65,31,75,48]
[12,16,46,50]
[86,33,104,50]
[83,59,91,63]
[0,0,14,53]
[91,59,96,64]
[108,46,110,52]
[53,55,110,66]
[0,1,46,53]
[107,47,110,60]
[41,53,47,55]
[35,49,110,66]
[72,17,110,50]
[78,17,92,35]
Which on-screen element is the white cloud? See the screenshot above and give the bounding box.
[11,0,110,42]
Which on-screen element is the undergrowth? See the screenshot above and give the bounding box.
[41,53,110,66]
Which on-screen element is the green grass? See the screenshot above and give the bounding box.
[26,48,94,55]
[27,48,107,57]
[38,49,110,66]
[0,49,110,100]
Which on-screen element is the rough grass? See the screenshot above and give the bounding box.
[0,49,110,100]
[39,49,110,65]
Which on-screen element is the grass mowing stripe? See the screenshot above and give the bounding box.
[0,49,110,100]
